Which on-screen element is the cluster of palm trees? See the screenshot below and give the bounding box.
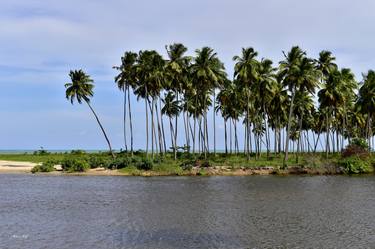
[66,43,375,164]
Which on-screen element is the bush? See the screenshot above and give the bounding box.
[107,157,131,170]
[136,158,153,171]
[180,160,195,170]
[70,150,86,155]
[87,156,108,169]
[61,158,90,172]
[338,156,372,174]
[342,138,369,158]
[201,160,211,168]
[351,138,369,149]
[31,160,56,173]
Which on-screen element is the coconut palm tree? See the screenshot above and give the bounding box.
[253,58,277,159]
[357,70,375,148]
[162,91,182,159]
[279,47,319,166]
[190,47,226,158]
[65,70,115,158]
[233,47,259,159]
[165,43,191,154]
[133,50,165,157]
[113,51,138,154]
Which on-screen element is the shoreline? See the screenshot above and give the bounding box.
[0,160,349,176]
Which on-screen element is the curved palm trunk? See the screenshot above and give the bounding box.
[85,101,115,159]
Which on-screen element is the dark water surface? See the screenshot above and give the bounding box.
[1,175,375,249]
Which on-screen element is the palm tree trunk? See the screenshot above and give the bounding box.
[127,86,134,156]
[230,118,233,154]
[151,98,155,158]
[145,93,149,156]
[85,101,115,158]
[213,90,216,156]
[123,88,128,152]
[159,97,167,154]
[155,99,163,154]
[296,114,303,163]
[193,116,196,154]
[326,111,330,159]
[224,118,228,154]
[174,91,179,156]
[283,88,296,166]
[246,91,250,160]
[169,117,175,154]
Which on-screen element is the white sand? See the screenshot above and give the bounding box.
[0,160,38,173]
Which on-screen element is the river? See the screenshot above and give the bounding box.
[0,175,375,249]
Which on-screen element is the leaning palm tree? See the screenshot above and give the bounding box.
[65,70,115,158]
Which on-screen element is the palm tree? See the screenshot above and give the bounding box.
[233,47,259,159]
[253,58,277,159]
[165,43,191,154]
[114,51,138,155]
[162,91,182,158]
[190,47,226,158]
[279,46,319,166]
[357,70,375,148]
[65,70,115,158]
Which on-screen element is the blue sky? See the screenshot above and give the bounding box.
[1,0,375,150]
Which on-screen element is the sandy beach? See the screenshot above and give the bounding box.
[0,160,38,173]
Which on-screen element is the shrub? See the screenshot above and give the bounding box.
[338,156,372,174]
[201,160,211,168]
[107,157,130,170]
[31,160,56,173]
[342,138,369,158]
[87,156,108,169]
[180,160,195,171]
[136,158,153,171]
[61,158,90,172]
[70,150,86,155]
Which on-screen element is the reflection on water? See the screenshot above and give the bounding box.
[1,175,375,249]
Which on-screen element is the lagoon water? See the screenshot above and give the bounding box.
[1,175,375,249]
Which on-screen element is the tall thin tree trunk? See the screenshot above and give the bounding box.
[123,87,128,152]
[213,90,216,156]
[145,93,149,156]
[224,119,228,154]
[85,101,115,158]
[127,86,134,156]
[159,97,167,154]
[283,88,296,166]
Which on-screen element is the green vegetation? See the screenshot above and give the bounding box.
[31,160,56,173]
[61,158,90,172]
[338,156,373,174]
[2,138,375,175]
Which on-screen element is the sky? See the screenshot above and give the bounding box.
[1,0,375,150]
